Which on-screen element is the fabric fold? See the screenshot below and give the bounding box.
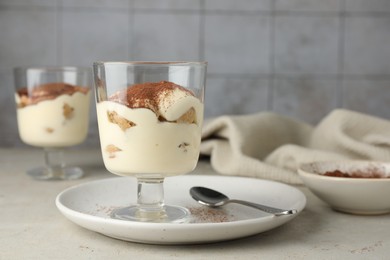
[200,109,390,184]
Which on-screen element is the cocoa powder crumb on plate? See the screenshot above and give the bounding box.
[189,207,236,223]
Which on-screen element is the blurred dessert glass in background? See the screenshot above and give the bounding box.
[14,67,91,180]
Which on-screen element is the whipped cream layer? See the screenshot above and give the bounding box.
[97,82,203,177]
[16,84,90,147]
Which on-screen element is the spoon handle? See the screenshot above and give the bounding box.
[228,199,297,216]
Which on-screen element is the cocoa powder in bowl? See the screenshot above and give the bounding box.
[322,169,390,178]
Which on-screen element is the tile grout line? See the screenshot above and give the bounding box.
[337,0,347,109]
[267,0,276,111]
[207,73,390,80]
[1,4,390,16]
[127,0,133,60]
[198,0,205,62]
[56,0,63,66]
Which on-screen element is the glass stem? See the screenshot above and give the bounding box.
[136,178,167,220]
[44,148,66,177]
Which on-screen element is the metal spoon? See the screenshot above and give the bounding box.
[190,186,298,216]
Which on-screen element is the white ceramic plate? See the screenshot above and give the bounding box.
[56,175,306,244]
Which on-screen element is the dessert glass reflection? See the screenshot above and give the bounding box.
[93,61,206,223]
[14,67,91,180]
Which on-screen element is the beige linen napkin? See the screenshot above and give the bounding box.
[200,109,390,184]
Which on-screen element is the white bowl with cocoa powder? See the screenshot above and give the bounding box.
[298,161,390,215]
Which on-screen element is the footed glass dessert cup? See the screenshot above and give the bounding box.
[93,61,207,223]
[14,67,92,180]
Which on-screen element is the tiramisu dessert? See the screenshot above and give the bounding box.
[96,81,204,177]
[15,83,90,147]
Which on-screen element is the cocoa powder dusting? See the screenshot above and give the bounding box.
[189,207,235,223]
[108,81,198,123]
[323,169,389,178]
[16,82,89,107]
[108,81,194,110]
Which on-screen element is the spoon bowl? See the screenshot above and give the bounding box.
[190,186,297,216]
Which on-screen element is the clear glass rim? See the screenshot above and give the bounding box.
[14,66,91,73]
[93,61,207,67]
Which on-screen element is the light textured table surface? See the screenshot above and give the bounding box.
[1,148,389,259]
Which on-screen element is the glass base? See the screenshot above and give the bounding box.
[111,205,190,223]
[26,166,84,180]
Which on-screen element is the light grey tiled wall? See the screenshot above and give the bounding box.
[1,0,390,147]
